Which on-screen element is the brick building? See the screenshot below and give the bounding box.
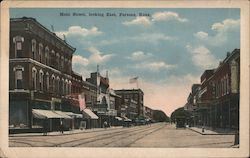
[194,49,240,129]
[9,17,84,132]
[115,89,144,117]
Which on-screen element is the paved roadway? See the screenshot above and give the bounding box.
[9,123,234,148]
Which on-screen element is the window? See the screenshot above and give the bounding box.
[39,70,44,91]
[51,75,55,93]
[31,39,36,59]
[45,47,49,65]
[14,66,24,89]
[69,81,72,95]
[56,53,60,69]
[46,72,50,91]
[56,76,60,94]
[65,79,68,95]
[13,36,24,58]
[38,43,43,63]
[61,79,64,95]
[61,56,64,69]
[32,67,37,90]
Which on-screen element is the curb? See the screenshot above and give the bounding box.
[188,128,236,135]
[9,126,123,137]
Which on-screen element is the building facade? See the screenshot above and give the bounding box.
[188,49,240,129]
[115,89,144,117]
[9,17,83,132]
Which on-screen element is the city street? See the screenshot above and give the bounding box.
[9,123,235,148]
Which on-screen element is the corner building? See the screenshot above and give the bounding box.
[9,17,77,132]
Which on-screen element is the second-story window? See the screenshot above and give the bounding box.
[39,70,44,91]
[56,53,60,69]
[14,65,24,89]
[32,67,37,90]
[46,72,50,92]
[38,43,43,63]
[51,75,55,93]
[61,79,64,95]
[31,39,36,59]
[13,36,24,58]
[56,76,60,94]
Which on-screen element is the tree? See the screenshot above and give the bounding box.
[153,110,170,122]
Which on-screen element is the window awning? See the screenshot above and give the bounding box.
[32,109,63,119]
[54,111,72,119]
[122,116,132,122]
[83,108,99,119]
[64,112,83,118]
[115,117,123,121]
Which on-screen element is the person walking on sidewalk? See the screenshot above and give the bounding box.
[60,120,64,134]
[43,119,48,136]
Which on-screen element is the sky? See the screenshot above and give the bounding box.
[10,8,240,116]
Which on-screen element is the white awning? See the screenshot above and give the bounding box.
[122,116,132,122]
[64,112,83,118]
[54,111,72,119]
[115,117,123,121]
[83,108,99,119]
[32,109,63,119]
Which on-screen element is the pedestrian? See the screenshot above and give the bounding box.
[43,119,48,136]
[103,121,107,129]
[60,120,64,134]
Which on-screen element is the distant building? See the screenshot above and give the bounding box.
[144,106,154,120]
[86,69,117,126]
[115,89,144,117]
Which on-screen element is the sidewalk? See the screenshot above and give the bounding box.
[9,126,123,137]
[189,126,238,135]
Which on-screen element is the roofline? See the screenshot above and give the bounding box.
[10,17,76,52]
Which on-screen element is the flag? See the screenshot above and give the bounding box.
[78,93,86,111]
[129,76,138,84]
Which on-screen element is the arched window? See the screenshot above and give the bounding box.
[31,39,36,59]
[61,78,64,95]
[38,43,43,63]
[51,74,55,93]
[69,80,72,95]
[32,67,37,90]
[45,46,49,65]
[13,36,24,58]
[46,72,50,91]
[39,70,44,91]
[56,53,60,69]
[13,65,24,89]
[56,76,60,94]
[65,79,68,95]
[61,56,64,69]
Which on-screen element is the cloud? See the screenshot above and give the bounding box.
[211,19,240,32]
[122,16,151,26]
[130,33,175,44]
[193,19,240,46]
[127,51,152,61]
[193,31,208,39]
[72,55,89,66]
[56,26,102,39]
[152,11,188,22]
[136,61,177,71]
[88,47,114,64]
[186,45,219,69]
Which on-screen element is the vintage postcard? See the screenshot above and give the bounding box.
[0,0,249,158]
